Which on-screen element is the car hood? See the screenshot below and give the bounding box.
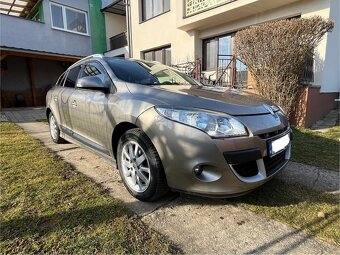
[126,83,274,116]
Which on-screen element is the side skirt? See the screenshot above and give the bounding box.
[60,126,116,166]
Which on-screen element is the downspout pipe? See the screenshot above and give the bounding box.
[125,0,133,58]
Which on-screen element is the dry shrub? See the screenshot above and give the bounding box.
[235,16,334,118]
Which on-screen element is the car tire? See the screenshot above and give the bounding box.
[117,128,169,201]
[48,112,65,144]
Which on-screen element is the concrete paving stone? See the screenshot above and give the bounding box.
[2,109,48,123]
[12,112,22,117]
[7,116,18,122]
[311,108,339,130]
[0,113,9,121]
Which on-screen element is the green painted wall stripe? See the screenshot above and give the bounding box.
[38,3,44,22]
[89,0,107,54]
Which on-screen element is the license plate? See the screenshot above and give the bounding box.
[269,133,290,156]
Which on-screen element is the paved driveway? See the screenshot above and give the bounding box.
[1,107,46,122]
[2,108,339,254]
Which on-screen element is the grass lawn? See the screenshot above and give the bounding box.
[0,122,178,254]
[231,179,340,246]
[291,126,340,171]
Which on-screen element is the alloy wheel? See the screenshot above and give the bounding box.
[121,141,151,193]
[49,115,58,140]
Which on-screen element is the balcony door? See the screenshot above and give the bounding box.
[203,33,248,86]
[203,34,233,71]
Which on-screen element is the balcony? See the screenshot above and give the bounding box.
[105,32,128,58]
[0,14,92,57]
[110,32,128,51]
[177,0,300,31]
[185,0,236,17]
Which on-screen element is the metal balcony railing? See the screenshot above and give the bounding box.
[172,56,248,89]
[185,0,236,17]
[213,55,248,88]
[171,59,202,79]
[109,32,128,51]
[172,55,314,88]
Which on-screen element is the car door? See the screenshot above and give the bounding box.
[58,66,81,133]
[48,71,66,123]
[68,61,112,154]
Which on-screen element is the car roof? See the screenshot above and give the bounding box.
[68,54,160,70]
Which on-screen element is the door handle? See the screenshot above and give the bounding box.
[71,100,77,108]
[53,95,58,102]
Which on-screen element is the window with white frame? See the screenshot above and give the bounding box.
[50,3,89,35]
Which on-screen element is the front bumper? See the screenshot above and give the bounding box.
[136,108,291,197]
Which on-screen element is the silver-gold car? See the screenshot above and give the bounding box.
[46,55,292,201]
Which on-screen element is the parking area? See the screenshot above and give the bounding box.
[1,108,339,254]
[1,107,46,123]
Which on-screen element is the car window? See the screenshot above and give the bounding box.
[64,66,81,88]
[105,58,200,86]
[79,62,112,88]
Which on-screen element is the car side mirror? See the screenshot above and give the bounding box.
[76,76,110,92]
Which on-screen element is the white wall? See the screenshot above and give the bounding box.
[316,0,339,93]
[104,46,129,58]
[130,1,200,64]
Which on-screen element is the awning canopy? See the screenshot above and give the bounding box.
[102,0,126,16]
[0,0,41,18]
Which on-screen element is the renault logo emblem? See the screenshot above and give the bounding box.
[263,104,275,115]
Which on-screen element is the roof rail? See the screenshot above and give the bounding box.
[71,54,104,67]
[81,54,104,61]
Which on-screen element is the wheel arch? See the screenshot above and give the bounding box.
[46,107,51,121]
[111,122,139,161]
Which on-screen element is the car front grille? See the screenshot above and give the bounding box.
[232,161,258,177]
[264,150,286,176]
[231,149,287,178]
[258,126,288,139]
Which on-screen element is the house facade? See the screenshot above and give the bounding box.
[2,0,339,127]
[103,0,339,127]
[0,0,106,108]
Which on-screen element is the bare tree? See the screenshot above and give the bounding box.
[234,16,334,118]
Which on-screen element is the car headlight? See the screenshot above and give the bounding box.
[155,107,248,138]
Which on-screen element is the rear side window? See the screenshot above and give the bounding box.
[64,66,81,88]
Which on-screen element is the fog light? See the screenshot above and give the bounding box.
[193,165,203,175]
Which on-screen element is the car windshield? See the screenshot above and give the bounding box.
[105,58,200,86]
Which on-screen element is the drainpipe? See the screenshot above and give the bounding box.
[125,0,133,58]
